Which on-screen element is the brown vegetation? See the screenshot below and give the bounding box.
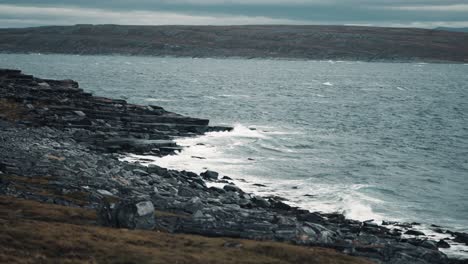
[1,175,91,206]
[0,196,373,264]
[0,99,26,122]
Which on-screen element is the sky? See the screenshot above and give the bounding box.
[0,0,468,28]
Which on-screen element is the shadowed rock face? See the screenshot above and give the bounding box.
[1,25,468,63]
[0,69,465,264]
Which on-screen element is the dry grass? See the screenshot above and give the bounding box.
[0,196,374,264]
[2,175,91,206]
[0,98,26,121]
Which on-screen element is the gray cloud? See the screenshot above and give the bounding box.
[0,0,467,28]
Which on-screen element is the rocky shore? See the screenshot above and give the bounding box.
[1,69,467,264]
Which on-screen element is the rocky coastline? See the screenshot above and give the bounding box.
[1,68,467,264]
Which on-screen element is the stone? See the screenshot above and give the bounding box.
[405,230,425,236]
[133,169,149,176]
[420,240,438,250]
[295,222,338,245]
[193,210,205,218]
[74,110,86,117]
[437,240,451,248]
[38,82,50,88]
[97,189,114,196]
[223,184,242,193]
[223,241,243,248]
[251,196,270,208]
[178,186,198,197]
[200,170,219,180]
[99,198,155,230]
[117,200,155,230]
[454,232,468,245]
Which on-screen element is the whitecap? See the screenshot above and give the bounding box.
[144,98,174,102]
[218,94,250,98]
[323,82,333,86]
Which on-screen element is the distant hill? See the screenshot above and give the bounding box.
[435,27,468,33]
[0,24,467,63]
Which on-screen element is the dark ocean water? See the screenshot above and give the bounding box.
[1,53,467,256]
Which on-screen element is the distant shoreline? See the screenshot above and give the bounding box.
[1,51,466,65]
[1,24,467,63]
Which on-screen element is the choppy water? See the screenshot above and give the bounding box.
[2,53,468,257]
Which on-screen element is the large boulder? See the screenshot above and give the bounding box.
[99,197,156,230]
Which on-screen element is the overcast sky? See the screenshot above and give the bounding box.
[1,0,467,28]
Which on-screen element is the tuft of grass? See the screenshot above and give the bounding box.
[0,196,374,264]
[0,98,26,121]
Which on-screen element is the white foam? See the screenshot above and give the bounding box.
[218,94,250,98]
[144,98,174,102]
[122,122,468,259]
[323,82,333,86]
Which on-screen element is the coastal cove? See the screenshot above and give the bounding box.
[1,53,468,262]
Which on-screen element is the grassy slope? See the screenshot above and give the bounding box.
[0,196,374,264]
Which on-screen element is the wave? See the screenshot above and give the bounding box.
[123,122,468,259]
[218,94,250,98]
[144,98,174,102]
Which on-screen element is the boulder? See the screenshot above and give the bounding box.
[405,230,425,236]
[454,232,468,245]
[295,222,338,245]
[437,240,450,249]
[201,170,219,180]
[99,198,155,230]
[251,196,270,208]
[223,184,243,193]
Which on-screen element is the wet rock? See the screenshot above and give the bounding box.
[223,184,243,193]
[251,196,270,208]
[405,230,426,236]
[420,240,439,250]
[296,212,324,223]
[382,221,398,226]
[454,232,468,245]
[201,170,219,181]
[437,239,451,249]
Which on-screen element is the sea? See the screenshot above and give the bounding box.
[1,53,467,258]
